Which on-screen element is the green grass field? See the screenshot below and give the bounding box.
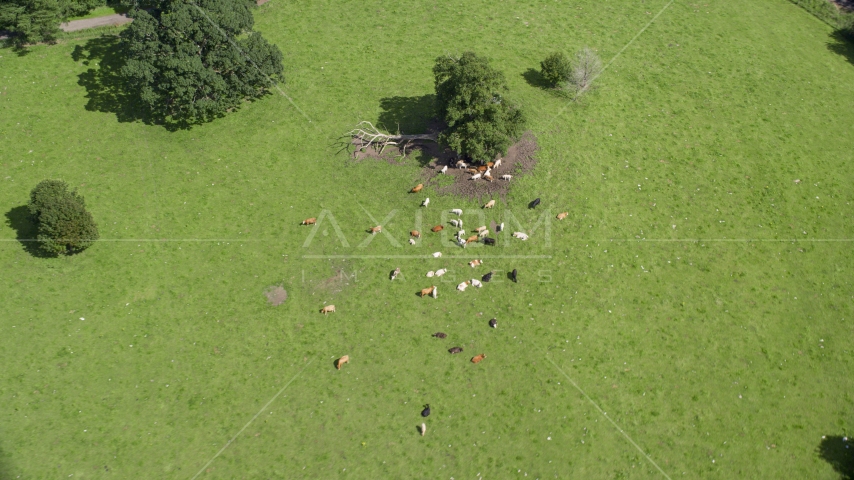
[3,0,854,478]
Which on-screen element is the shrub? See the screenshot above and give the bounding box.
[569,47,603,93]
[540,52,572,87]
[28,180,99,255]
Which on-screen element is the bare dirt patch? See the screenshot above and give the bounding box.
[351,126,539,201]
[264,285,288,306]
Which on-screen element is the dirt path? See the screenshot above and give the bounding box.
[60,13,132,32]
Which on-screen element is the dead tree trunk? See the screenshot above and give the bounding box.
[344,121,438,157]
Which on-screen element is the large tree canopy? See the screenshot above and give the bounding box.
[433,52,525,163]
[0,0,104,45]
[119,0,283,124]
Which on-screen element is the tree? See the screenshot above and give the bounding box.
[28,180,99,255]
[540,52,572,87]
[570,47,603,93]
[119,0,284,124]
[0,0,104,46]
[433,52,525,163]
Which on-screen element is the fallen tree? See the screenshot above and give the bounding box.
[343,121,438,157]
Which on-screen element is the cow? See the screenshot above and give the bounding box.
[470,173,481,181]
[489,318,497,328]
[482,271,493,282]
[529,198,541,209]
[557,212,568,220]
[510,268,518,283]
[451,209,463,216]
[440,165,448,174]
[494,158,502,168]
[501,175,512,181]
[466,168,479,175]
[301,218,316,225]
[421,423,427,436]
[431,225,444,232]
[456,160,467,169]
[473,226,486,233]
[469,259,483,268]
[457,281,470,291]
[369,225,382,234]
[470,278,482,288]
[476,165,488,173]
[496,222,504,232]
[478,229,489,238]
[435,268,448,276]
[410,230,421,238]
[471,353,486,364]
[456,237,467,248]
[512,232,529,240]
[449,219,462,228]
[336,355,349,370]
[420,286,436,298]
[421,404,431,417]
[320,305,335,314]
[466,235,479,244]
[484,174,494,182]
[390,267,400,281]
[432,252,442,258]
[486,161,495,168]
[432,332,447,338]
[457,230,466,238]
[426,271,435,277]
[483,200,496,209]
[409,238,416,245]
[483,237,495,246]
[448,347,463,354]
[421,198,430,207]
[411,184,424,193]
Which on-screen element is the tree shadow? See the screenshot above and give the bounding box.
[378,94,436,134]
[4,206,55,258]
[819,435,854,479]
[521,68,550,90]
[828,30,854,68]
[73,35,191,131]
[0,35,32,57]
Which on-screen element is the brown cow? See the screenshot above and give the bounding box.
[486,161,495,168]
[477,165,488,173]
[431,225,444,233]
[420,286,436,297]
[557,212,568,220]
[469,259,483,268]
[336,355,349,370]
[471,353,486,364]
[320,305,336,314]
[301,218,316,225]
[411,184,424,193]
[410,230,421,238]
[483,200,495,209]
[466,235,479,244]
[369,225,382,234]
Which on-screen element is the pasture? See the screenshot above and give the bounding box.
[2,0,854,478]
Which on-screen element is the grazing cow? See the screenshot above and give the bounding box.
[478,230,489,238]
[483,237,496,246]
[489,318,497,328]
[470,173,482,181]
[469,259,483,267]
[486,161,495,168]
[301,218,316,225]
[484,174,494,182]
[475,225,487,233]
[496,222,504,232]
[510,268,518,283]
[411,184,424,193]
[410,230,421,238]
[432,252,442,258]
[435,268,448,276]
[409,238,416,245]
[494,158,502,168]
[484,167,491,177]
[529,198,541,209]
[475,165,486,173]
[390,268,400,281]
[457,281,470,291]
[448,347,463,354]
[456,160,467,169]
[431,225,444,232]
[432,332,447,338]
[451,209,463,216]
[470,278,482,288]
[320,305,336,314]
[457,229,466,238]
[471,353,486,364]
[421,198,430,207]
[421,404,431,417]
[449,219,461,228]
[369,225,382,234]
[420,286,436,298]
[466,235,479,244]
[557,212,568,220]
[501,175,512,181]
[421,423,427,436]
[512,232,529,240]
[483,200,496,209]
[440,165,448,174]
[426,271,435,277]
[482,271,493,282]
[336,355,349,370]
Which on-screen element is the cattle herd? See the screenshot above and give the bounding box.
[303,173,569,436]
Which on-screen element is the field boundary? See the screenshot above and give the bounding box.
[545,355,673,479]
